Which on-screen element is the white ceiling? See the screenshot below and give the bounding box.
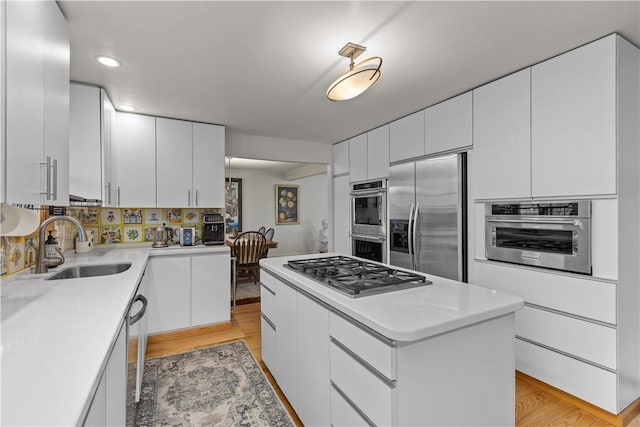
[59,1,640,147]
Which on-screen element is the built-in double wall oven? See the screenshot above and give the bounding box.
[485,200,592,275]
[351,179,387,263]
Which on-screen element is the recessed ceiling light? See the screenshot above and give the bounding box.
[96,55,122,67]
[120,105,137,112]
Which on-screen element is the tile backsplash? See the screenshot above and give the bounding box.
[1,206,220,277]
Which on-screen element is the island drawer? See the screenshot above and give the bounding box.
[330,339,394,427]
[260,269,276,293]
[329,312,395,379]
[260,282,276,321]
[330,382,372,427]
[516,305,616,369]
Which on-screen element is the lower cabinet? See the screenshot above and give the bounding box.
[147,252,230,335]
[260,269,330,427]
[84,319,127,426]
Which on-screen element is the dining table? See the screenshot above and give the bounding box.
[224,236,279,249]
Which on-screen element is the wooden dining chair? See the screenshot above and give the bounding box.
[257,226,266,235]
[261,228,275,259]
[231,231,266,310]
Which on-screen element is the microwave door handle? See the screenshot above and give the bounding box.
[408,203,415,269]
[412,203,420,271]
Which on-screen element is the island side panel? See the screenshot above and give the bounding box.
[396,313,516,426]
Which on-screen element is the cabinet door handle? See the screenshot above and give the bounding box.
[106,182,112,205]
[195,189,199,207]
[188,189,191,207]
[117,187,121,206]
[52,158,58,200]
[39,158,51,199]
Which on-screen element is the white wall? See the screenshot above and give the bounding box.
[230,168,328,256]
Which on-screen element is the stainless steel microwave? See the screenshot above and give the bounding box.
[485,200,591,275]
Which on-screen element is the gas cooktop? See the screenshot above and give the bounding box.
[285,256,432,298]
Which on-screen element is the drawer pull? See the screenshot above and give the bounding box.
[330,337,396,389]
[261,313,276,331]
[260,282,275,296]
[331,381,376,427]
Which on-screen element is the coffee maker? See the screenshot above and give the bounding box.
[202,213,225,245]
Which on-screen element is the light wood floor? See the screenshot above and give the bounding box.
[146,302,640,427]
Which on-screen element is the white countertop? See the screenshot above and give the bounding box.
[260,253,524,343]
[0,243,229,426]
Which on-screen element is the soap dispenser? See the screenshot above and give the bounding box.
[44,230,64,268]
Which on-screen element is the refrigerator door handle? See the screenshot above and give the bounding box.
[412,203,420,271]
[408,203,415,270]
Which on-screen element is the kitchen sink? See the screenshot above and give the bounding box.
[46,263,132,280]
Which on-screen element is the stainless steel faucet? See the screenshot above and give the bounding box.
[35,215,88,274]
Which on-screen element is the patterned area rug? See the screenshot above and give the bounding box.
[128,340,293,427]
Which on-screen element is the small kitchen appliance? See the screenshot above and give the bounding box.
[202,213,225,245]
[179,227,196,246]
[285,255,431,298]
[151,224,169,248]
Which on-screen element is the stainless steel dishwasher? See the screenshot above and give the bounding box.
[127,271,148,413]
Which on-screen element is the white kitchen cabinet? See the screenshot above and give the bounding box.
[192,123,225,207]
[4,0,69,205]
[148,253,231,335]
[366,125,390,180]
[84,320,127,426]
[531,35,616,198]
[156,117,193,207]
[349,127,390,183]
[332,175,351,255]
[156,119,225,208]
[425,91,472,156]
[42,0,69,206]
[101,90,117,206]
[333,140,349,176]
[348,134,368,183]
[70,84,102,200]
[260,271,330,427]
[147,255,191,334]
[191,252,230,326]
[273,280,298,408]
[114,112,156,207]
[473,69,531,200]
[296,292,330,427]
[389,110,424,163]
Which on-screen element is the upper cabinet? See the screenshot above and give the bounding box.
[425,92,472,156]
[332,140,349,176]
[156,118,225,207]
[3,0,69,206]
[473,69,531,200]
[348,126,390,183]
[531,35,617,198]
[389,110,425,163]
[114,113,156,207]
[348,134,367,183]
[69,84,101,200]
[192,122,225,207]
[473,34,637,201]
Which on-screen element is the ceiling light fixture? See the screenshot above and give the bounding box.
[119,105,137,112]
[326,42,382,102]
[96,55,123,68]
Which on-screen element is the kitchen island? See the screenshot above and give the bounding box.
[0,244,230,426]
[260,253,524,426]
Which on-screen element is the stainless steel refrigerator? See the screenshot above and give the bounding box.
[388,153,467,281]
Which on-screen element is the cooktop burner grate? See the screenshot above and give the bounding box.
[285,256,432,298]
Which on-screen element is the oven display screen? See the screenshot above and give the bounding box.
[495,227,573,255]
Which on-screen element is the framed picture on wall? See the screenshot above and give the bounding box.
[275,184,299,225]
[225,178,242,232]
